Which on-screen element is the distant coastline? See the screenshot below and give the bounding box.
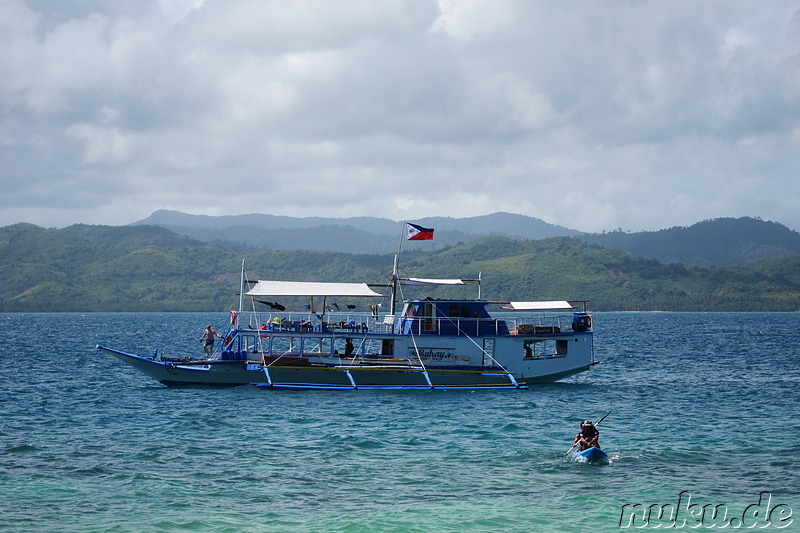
[2,217,800,312]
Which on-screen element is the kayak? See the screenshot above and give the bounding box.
[574,446,609,464]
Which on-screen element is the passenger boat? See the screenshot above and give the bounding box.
[98,237,597,389]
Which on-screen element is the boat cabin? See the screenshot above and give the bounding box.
[395,299,508,336]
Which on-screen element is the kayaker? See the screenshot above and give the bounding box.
[573,420,600,451]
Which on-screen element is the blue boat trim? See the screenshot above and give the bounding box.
[255,382,529,390]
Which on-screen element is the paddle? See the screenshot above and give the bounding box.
[564,409,612,456]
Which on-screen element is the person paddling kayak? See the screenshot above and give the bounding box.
[573,420,600,451]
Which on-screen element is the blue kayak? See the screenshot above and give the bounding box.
[574,447,609,464]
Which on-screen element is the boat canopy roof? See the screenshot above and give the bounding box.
[401,278,466,286]
[246,280,381,298]
[501,301,575,311]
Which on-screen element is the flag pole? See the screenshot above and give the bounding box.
[390,222,407,316]
[396,220,407,261]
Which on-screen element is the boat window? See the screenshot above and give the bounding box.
[271,336,299,355]
[305,337,331,355]
[240,334,259,353]
[361,338,382,358]
[334,337,357,357]
[424,303,435,331]
[556,340,568,355]
[523,340,533,359]
[461,306,471,318]
[261,335,271,355]
[526,339,563,358]
[538,340,555,357]
[449,304,459,317]
[381,339,394,356]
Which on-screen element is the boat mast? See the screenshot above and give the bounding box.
[390,253,399,316]
[390,222,407,317]
[237,259,245,326]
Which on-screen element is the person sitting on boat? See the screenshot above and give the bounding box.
[344,338,355,356]
[200,325,222,356]
[573,420,599,451]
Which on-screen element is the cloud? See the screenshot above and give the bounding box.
[1,0,799,233]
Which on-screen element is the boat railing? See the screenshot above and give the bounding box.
[393,314,581,336]
[235,311,392,334]
[233,310,589,337]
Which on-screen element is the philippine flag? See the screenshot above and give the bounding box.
[405,222,435,241]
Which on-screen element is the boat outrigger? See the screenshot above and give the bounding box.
[98,227,597,390]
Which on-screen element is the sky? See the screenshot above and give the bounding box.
[2,0,799,233]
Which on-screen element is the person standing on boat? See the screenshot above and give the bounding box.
[573,420,599,451]
[200,325,222,356]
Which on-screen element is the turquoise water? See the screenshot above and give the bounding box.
[1,312,798,532]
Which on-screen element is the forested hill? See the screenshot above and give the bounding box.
[577,217,800,266]
[132,210,579,252]
[133,211,800,266]
[2,223,800,312]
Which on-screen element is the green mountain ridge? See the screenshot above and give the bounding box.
[577,217,800,265]
[132,211,800,266]
[132,210,580,253]
[2,223,799,312]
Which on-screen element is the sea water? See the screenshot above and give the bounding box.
[1,312,798,532]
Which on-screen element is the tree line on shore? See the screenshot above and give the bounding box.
[2,222,799,312]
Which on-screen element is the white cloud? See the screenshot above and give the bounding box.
[0,0,799,233]
[66,122,132,164]
[432,0,515,41]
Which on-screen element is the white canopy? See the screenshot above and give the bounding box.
[401,278,466,286]
[502,301,575,311]
[246,280,381,298]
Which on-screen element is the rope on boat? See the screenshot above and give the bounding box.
[404,327,437,389]
[439,314,521,388]
[343,328,373,367]
[393,279,520,388]
[395,282,431,378]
